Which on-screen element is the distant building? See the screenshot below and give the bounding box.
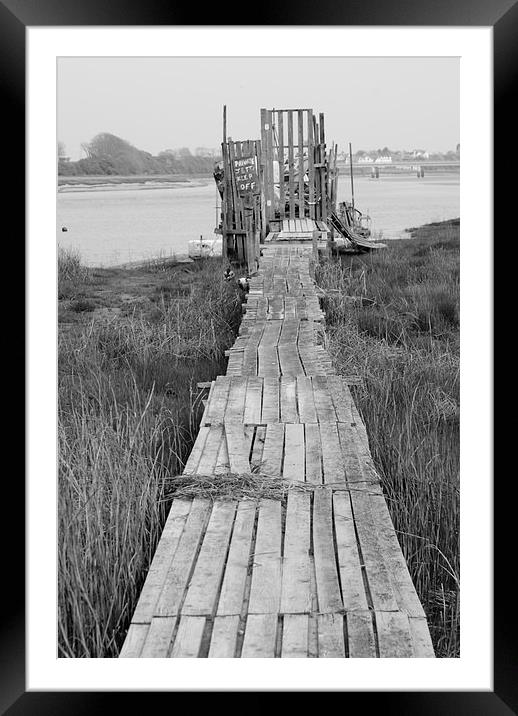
[375,152,392,164]
[412,149,429,159]
[357,154,374,164]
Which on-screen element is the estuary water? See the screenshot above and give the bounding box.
[57,174,459,267]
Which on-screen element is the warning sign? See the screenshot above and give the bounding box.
[233,155,260,196]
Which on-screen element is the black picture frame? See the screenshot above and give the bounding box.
[8,0,505,711]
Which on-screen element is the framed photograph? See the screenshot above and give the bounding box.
[8,0,506,710]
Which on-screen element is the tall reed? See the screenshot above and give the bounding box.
[58,257,241,657]
[317,222,460,656]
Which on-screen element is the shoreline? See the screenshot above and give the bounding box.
[58,173,213,190]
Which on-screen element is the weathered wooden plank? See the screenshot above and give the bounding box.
[376,611,414,658]
[208,615,240,658]
[280,492,311,613]
[261,376,280,423]
[214,431,230,475]
[282,614,309,657]
[280,376,298,423]
[409,616,436,657]
[282,423,305,482]
[298,109,305,219]
[317,614,345,657]
[349,491,400,613]
[337,422,370,485]
[131,499,192,623]
[241,614,278,657]
[226,376,248,422]
[217,501,256,616]
[119,623,149,658]
[170,616,206,658]
[182,426,210,475]
[347,611,377,658]
[296,375,318,423]
[182,500,237,616]
[251,425,266,473]
[313,376,337,422]
[261,423,285,477]
[140,617,177,658]
[320,422,346,484]
[367,493,427,618]
[155,499,212,617]
[278,110,285,219]
[196,424,224,475]
[243,376,263,425]
[248,500,282,614]
[304,423,322,484]
[203,377,231,426]
[333,491,369,611]
[224,421,251,474]
[287,110,296,219]
[312,489,343,613]
[307,110,315,220]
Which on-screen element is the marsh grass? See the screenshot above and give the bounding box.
[316,219,460,657]
[58,255,241,657]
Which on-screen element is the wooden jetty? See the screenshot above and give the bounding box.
[119,108,434,658]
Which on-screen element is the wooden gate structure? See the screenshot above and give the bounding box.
[218,107,339,271]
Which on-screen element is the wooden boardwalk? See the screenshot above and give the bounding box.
[120,222,435,658]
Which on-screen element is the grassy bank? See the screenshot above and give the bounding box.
[58,247,242,657]
[317,218,460,657]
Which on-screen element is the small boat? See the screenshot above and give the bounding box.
[188,235,223,259]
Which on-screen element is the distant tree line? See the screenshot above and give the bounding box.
[58,133,220,176]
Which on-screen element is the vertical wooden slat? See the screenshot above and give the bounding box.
[313,116,320,221]
[319,113,327,222]
[260,109,270,229]
[266,109,275,225]
[287,110,295,219]
[298,109,305,219]
[278,111,285,219]
[307,110,315,220]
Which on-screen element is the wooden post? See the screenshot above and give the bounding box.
[223,105,227,144]
[349,142,355,213]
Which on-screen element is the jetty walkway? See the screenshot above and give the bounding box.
[120,221,435,658]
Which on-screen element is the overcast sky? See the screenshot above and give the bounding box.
[58,57,459,160]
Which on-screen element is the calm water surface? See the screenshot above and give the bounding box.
[57,174,459,267]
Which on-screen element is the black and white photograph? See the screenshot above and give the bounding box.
[56,53,460,660]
